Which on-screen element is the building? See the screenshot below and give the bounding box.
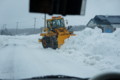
[87,15,120,33]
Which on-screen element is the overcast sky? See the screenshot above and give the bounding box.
[0,0,120,29]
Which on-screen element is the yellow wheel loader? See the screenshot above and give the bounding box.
[39,16,75,49]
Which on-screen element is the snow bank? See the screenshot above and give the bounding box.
[60,27,120,73]
[0,28,120,79]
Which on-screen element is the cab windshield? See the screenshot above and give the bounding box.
[47,19,65,29]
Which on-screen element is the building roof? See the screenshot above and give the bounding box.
[94,15,120,24]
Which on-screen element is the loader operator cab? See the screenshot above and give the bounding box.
[47,16,65,31]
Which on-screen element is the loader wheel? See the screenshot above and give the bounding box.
[42,37,50,48]
[50,37,58,49]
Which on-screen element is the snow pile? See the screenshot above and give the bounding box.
[0,28,120,79]
[60,27,120,72]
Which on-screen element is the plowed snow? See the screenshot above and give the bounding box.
[0,28,120,79]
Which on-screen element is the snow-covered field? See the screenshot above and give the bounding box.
[0,28,120,79]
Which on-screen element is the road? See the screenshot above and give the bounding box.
[0,35,97,79]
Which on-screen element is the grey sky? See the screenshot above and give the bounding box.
[0,0,120,29]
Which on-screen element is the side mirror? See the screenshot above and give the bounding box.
[90,72,120,80]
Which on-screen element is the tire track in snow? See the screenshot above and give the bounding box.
[0,45,15,79]
[24,49,99,78]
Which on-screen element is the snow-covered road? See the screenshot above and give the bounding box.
[0,28,120,79]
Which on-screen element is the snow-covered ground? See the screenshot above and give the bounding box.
[0,28,120,79]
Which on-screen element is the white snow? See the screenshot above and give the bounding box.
[0,28,120,79]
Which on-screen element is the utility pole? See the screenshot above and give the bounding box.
[4,24,7,30]
[3,24,6,29]
[16,22,19,35]
[2,24,4,29]
[2,24,7,30]
[34,18,37,33]
[1,24,7,35]
[44,13,46,28]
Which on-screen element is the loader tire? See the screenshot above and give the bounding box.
[42,37,50,48]
[50,37,58,49]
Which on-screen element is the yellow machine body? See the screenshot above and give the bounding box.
[39,16,75,49]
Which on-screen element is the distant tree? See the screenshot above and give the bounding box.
[0,27,12,35]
